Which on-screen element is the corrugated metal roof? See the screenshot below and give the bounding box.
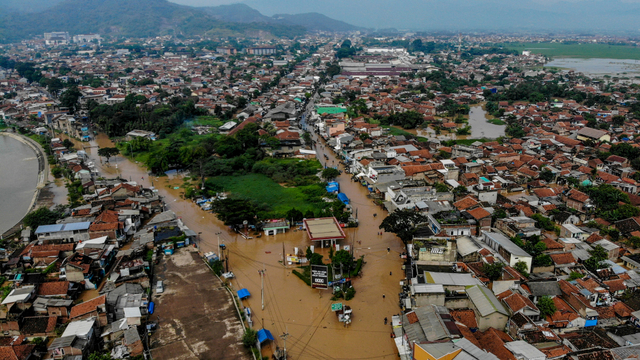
[35,222,91,234]
[505,340,546,360]
[425,272,482,287]
[413,284,444,294]
[466,285,508,317]
[455,338,500,360]
[456,236,481,257]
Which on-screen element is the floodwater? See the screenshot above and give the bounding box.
[72,133,403,359]
[403,105,504,141]
[466,106,505,139]
[545,58,640,76]
[0,135,39,234]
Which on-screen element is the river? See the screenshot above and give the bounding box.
[0,134,40,234]
[64,133,402,360]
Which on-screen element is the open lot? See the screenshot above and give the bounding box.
[150,247,250,360]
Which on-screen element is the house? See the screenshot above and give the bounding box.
[34,222,91,243]
[69,295,108,327]
[456,236,483,263]
[497,290,541,321]
[412,284,446,307]
[47,317,98,359]
[481,231,533,273]
[466,285,510,331]
[563,189,590,213]
[495,217,541,238]
[505,340,547,360]
[559,224,589,240]
[576,127,610,142]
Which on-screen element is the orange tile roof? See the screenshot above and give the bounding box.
[450,309,478,329]
[70,295,106,319]
[37,281,69,296]
[550,252,575,265]
[467,207,491,220]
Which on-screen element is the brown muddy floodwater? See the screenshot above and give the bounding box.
[72,132,402,360]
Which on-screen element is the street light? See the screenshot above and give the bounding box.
[215,232,222,258]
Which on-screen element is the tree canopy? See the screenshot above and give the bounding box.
[379,209,428,244]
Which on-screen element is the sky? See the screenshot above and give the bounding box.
[168,0,640,32]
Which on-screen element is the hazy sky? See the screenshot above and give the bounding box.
[171,0,640,31]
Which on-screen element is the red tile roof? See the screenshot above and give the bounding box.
[450,309,478,329]
[70,295,106,319]
[37,281,69,296]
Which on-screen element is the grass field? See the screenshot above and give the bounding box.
[383,126,429,142]
[502,42,640,59]
[488,119,506,125]
[206,173,317,213]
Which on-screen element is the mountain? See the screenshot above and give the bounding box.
[271,12,363,32]
[0,0,64,13]
[201,3,273,24]
[0,0,306,43]
[200,3,363,32]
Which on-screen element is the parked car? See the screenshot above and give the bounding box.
[156,280,164,293]
[222,272,235,279]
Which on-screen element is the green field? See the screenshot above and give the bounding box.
[207,173,318,213]
[488,119,506,125]
[502,42,640,59]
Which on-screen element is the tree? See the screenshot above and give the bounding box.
[332,250,354,274]
[62,139,75,150]
[584,244,610,273]
[452,185,468,198]
[322,168,340,181]
[537,296,557,317]
[379,209,428,245]
[514,261,529,278]
[97,147,120,162]
[242,328,257,348]
[23,207,63,229]
[539,169,554,182]
[59,86,82,113]
[482,262,504,281]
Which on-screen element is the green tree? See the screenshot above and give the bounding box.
[59,86,82,113]
[242,328,257,348]
[62,139,75,150]
[568,271,584,280]
[379,209,428,245]
[514,261,529,278]
[23,207,63,229]
[321,167,340,181]
[584,245,610,273]
[482,262,504,281]
[537,296,557,317]
[97,147,120,162]
[539,169,554,182]
[332,250,354,274]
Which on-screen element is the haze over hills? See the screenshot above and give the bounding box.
[200,3,363,32]
[171,0,640,32]
[1,0,321,42]
[0,0,361,43]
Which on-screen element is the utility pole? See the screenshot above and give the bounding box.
[280,330,289,360]
[259,265,266,310]
[282,242,285,267]
[216,232,222,258]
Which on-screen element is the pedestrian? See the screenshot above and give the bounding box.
[384,317,388,325]
[387,247,390,253]
[390,271,392,276]
[383,294,385,299]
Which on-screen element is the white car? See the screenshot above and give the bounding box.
[221,272,235,279]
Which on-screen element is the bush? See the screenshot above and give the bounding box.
[242,328,257,348]
[344,286,356,300]
[292,269,311,286]
[51,166,63,178]
[350,256,364,277]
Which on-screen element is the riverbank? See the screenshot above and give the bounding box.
[0,132,50,238]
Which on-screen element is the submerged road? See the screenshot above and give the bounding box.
[65,131,403,360]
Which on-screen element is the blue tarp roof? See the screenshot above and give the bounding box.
[148,302,155,314]
[237,288,251,299]
[257,329,274,344]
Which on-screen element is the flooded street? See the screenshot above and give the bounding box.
[72,133,402,359]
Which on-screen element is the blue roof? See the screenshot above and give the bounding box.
[257,329,274,344]
[237,288,251,299]
[148,302,155,314]
[35,222,92,234]
[580,288,592,297]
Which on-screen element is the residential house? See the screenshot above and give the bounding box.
[466,285,510,331]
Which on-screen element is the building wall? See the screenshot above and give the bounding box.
[415,293,446,307]
[476,312,508,331]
